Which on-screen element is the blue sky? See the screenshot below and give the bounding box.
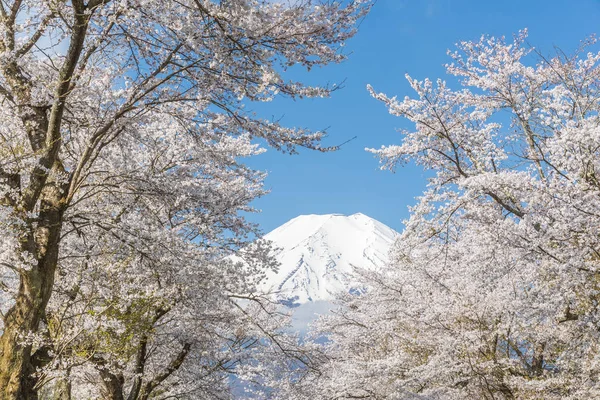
[245,0,600,234]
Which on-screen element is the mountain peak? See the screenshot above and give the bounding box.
[259,213,398,305]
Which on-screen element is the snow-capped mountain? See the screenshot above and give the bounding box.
[257,213,399,305]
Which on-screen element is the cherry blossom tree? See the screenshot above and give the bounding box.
[298,30,600,399]
[0,0,371,398]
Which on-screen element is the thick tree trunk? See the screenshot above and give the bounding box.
[0,3,89,397]
[0,280,42,400]
[0,261,60,399]
[0,183,65,400]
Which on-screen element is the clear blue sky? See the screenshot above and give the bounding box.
[244,0,600,234]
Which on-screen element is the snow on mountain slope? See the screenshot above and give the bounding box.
[257,213,399,305]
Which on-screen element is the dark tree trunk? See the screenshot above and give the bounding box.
[99,368,126,400]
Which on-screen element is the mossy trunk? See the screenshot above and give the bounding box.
[0,5,88,396]
[0,183,65,399]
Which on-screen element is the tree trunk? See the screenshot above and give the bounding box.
[0,261,60,400]
[0,4,88,395]
[0,182,65,400]
[99,369,125,400]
